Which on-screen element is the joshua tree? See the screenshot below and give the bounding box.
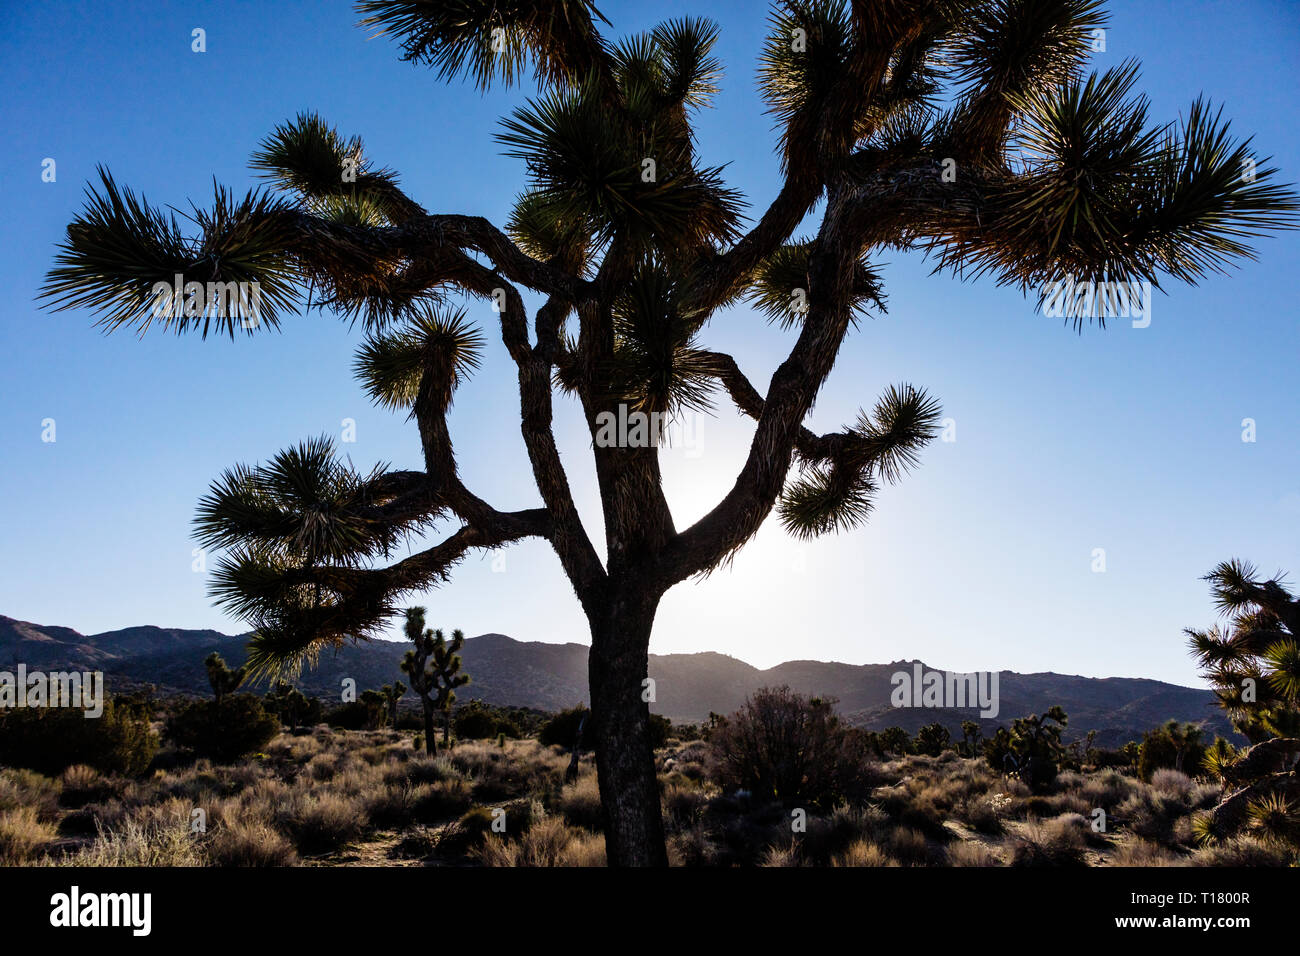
[958,719,982,757]
[915,721,950,756]
[881,726,914,756]
[1186,560,1300,841]
[1009,705,1068,789]
[41,2,1296,865]
[400,607,470,752]
[266,679,315,729]
[204,652,246,706]
[382,680,407,728]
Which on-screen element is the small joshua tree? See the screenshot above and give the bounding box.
[958,719,983,757]
[360,688,389,729]
[915,721,950,756]
[382,680,407,728]
[204,652,246,706]
[266,679,315,729]
[400,606,469,753]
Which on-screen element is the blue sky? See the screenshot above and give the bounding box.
[0,0,1296,688]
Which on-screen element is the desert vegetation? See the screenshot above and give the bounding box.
[0,679,1293,867]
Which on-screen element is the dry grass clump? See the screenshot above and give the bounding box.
[279,792,366,854]
[1188,835,1293,867]
[206,820,298,867]
[883,825,932,865]
[0,768,61,821]
[0,806,58,863]
[58,816,202,866]
[410,777,473,823]
[559,774,604,831]
[473,815,605,866]
[832,839,897,867]
[946,840,1000,866]
[1079,769,1138,808]
[1006,814,1088,866]
[1111,837,1184,866]
[1150,769,1195,799]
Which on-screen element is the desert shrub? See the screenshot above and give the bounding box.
[393,826,441,859]
[282,793,365,854]
[946,841,1000,866]
[883,825,931,865]
[962,793,1009,835]
[58,799,127,837]
[365,783,422,829]
[0,807,56,863]
[1080,769,1139,808]
[1150,768,1195,799]
[393,754,458,786]
[61,816,202,866]
[538,706,592,751]
[798,804,887,864]
[1111,838,1182,866]
[0,700,157,776]
[1190,835,1293,866]
[761,843,801,866]
[452,700,522,740]
[411,778,473,823]
[0,768,61,821]
[1118,789,1190,845]
[708,687,876,809]
[1008,815,1088,866]
[207,821,298,867]
[323,701,372,730]
[1138,722,1207,782]
[473,815,604,866]
[662,780,709,830]
[668,822,716,867]
[831,839,896,866]
[434,806,497,858]
[57,764,120,809]
[166,695,279,762]
[559,775,604,831]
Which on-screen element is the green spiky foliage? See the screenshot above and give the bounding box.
[1185,560,1300,846]
[399,607,470,753]
[204,652,247,706]
[41,1,1297,866]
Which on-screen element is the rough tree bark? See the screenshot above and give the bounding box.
[587,591,669,867]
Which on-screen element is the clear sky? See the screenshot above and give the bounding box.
[1,0,1296,688]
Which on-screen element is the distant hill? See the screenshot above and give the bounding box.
[0,615,1233,747]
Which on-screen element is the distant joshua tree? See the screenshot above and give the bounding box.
[958,719,983,757]
[42,1,1297,865]
[204,652,246,706]
[400,607,470,753]
[382,680,407,728]
[915,722,950,756]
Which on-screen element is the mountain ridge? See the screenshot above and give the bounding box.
[0,615,1232,747]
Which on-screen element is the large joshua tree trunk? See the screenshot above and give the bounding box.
[420,698,436,756]
[586,591,668,867]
